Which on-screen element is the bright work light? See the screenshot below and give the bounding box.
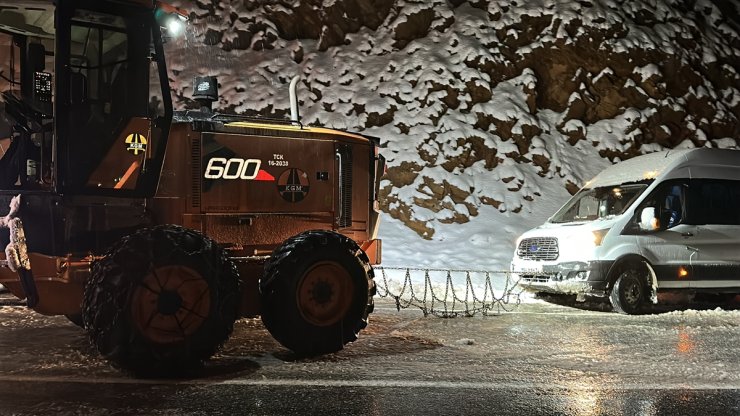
[166,15,186,37]
[155,1,189,40]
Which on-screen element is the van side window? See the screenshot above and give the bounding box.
[632,180,686,231]
[663,184,683,228]
[685,179,740,225]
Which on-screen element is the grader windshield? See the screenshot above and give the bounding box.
[0,0,173,196]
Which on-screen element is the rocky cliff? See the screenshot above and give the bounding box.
[168,0,740,239]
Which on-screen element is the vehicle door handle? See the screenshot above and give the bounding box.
[681,232,693,237]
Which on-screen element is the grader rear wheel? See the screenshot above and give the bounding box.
[296,261,354,327]
[83,225,239,376]
[260,230,375,356]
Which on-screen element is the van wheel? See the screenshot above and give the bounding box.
[260,230,375,356]
[609,267,646,315]
[83,225,240,376]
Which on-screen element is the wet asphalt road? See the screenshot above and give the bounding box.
[0,293,739,415]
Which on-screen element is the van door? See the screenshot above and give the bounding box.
[683,179,740,290]
[634,180,695,289]
[639,224,697,289]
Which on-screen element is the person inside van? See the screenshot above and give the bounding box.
[664,185,683,228]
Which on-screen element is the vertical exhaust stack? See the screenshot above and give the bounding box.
[289,75,300,123]
[193,76,218,114]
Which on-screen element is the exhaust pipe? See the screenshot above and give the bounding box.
[193,76,218,113]
[289,75,300,122]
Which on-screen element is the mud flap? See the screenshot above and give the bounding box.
[16,268,38,308]
[645,262,658,304]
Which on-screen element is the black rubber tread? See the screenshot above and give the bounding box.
[609,265,647,315]
[82,225,240,376]
[260,230,375,356]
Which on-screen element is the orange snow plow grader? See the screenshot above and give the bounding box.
[0,0,384,375]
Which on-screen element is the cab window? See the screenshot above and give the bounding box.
[66,9,156,191]
[0,17,55,190]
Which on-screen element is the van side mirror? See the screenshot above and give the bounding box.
[639,207,658,231]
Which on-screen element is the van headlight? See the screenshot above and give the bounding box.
[574,228,610,248]
[592,228,610,246]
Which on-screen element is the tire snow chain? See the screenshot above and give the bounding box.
[374,267,523,317]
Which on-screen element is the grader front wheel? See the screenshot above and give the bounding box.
[260,230,375,356]
[130,265,212,345]
[82,225,240,376]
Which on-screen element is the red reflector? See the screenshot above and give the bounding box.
[255,170,275,181]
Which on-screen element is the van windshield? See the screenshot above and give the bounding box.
[550,183,649,223]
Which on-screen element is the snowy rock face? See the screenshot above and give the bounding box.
[168,0,740,238]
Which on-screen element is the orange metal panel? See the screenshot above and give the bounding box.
[156,1,188,17]
[200,132,336,215]
[0,253,88,316]
[361,239,382,265]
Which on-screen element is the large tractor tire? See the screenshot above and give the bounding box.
[83,225,240,376]
[609,264,648,315]
[260,230,375,356]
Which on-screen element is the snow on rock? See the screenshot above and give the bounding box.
[166,0,739,269]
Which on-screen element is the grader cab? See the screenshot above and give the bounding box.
[0,0,384,375]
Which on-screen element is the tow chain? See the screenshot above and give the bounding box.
[374,266,524,317]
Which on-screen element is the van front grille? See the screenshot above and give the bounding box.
[517,237,559,261]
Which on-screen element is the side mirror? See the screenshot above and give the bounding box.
[639,207,658,231]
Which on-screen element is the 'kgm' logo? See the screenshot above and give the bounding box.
[204,158,275,181]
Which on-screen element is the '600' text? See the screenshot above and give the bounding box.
[204,157,262,180]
